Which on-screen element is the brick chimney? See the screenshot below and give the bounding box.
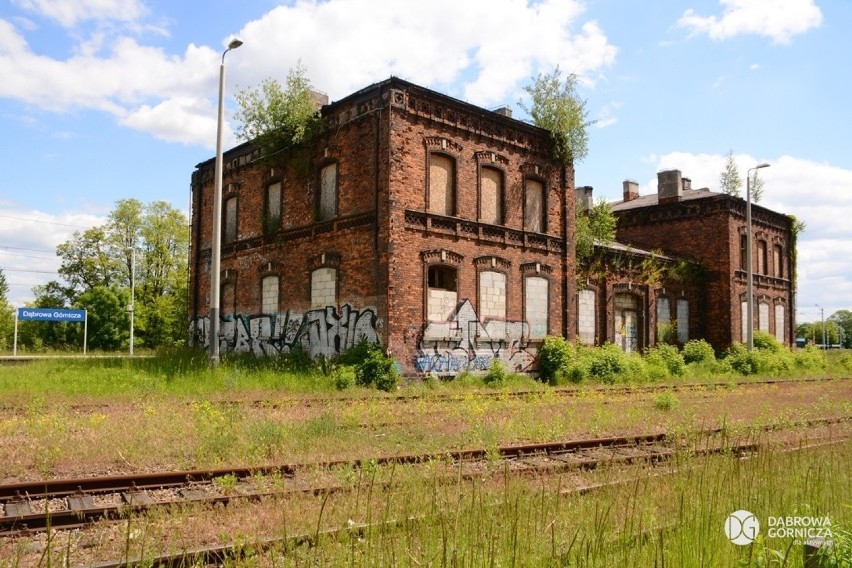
[493,106,512,118]
[657,170,683,204]
[682,177,692,191]
[623,180,639,202]
[575,186,594,212]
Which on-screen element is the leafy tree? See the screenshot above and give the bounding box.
[107,198,144,288]
[33,199,189,351]
[0,269,14,350]
[575,198,616,262]
[16,282,75,350]
[233,62,324,160]
[828,310,852,348]
[521,67,595,163]
[57,226,116,300]
[75,286,130,350]
[719,150,742,197]
[796,321,841,347]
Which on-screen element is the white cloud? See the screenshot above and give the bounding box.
[677,0,822,44]
[594,101,621,128]
[11,0,148,28]
[1,0,617,150]
[643,151,852,317]
[0,209,105,306]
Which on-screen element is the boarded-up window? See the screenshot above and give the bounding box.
[656,297,671,343]
[265,182,281,232]
[759,302,770,333]
[311,267,337,307]
[480,168,503,225]
[614,294,639,353]
[524,179,544,233]
[261,276,279,314]
[773,245,783,278]
[757,241,768,274]
[429,154,454,215]
[427,265,457,322]
[741,301,749,342]
[740,234,747,270]
[775,304,785,343]
[479,270,506,319]
[222,282,235,317]
[224,197,237,244]
[677,299,689,343]
[318,164,337,220]
[525,277,549,339]
[578,289,596,345]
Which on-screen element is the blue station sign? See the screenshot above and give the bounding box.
[17,308,87,322]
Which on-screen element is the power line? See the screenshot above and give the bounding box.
[0,251,57,261]
[0,245,56,254]
[0,267,60,274]
[0,214,91,229]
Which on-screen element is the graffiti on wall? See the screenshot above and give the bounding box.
[415,300,537,374]
[191,304,380,358]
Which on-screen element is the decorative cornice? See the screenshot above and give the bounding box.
[474,151,509,166]
[420,249,464,265]
[474,255,511,271]
[520,262,553,276]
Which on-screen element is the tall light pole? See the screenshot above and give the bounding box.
[816,303,826,349]
[746,162,770,351]
[209,37,243,365]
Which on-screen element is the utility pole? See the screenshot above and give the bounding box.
[816,304,826,349]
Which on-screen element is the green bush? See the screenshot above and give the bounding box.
[753,330,784,353]
[682,339,715,364]
[586,343,629,384]
[337,340,380,366]
[537,336,572,385]
[725,343,760,376]
[354,346,400,392]
[652,391,679,411]
[483,359,508,386]
[645,344,686,377]
[838,352,852,371]
[333,365,355,390]
[794,343,827,371]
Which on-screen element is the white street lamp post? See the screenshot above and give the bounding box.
[209,37,243,365]
[746,162,770,351]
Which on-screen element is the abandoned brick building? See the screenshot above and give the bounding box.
[189,77,575,375]
[188,77,795,374]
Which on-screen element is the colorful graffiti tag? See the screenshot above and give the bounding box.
[191,304,380,358]
[415,300,537,374]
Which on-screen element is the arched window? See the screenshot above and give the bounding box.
[656,296,671,343]
[757,241,768,274]
[775,304,785,343]
[479,167,503,225]
[773,244,784,278]
[261,275,279,314]
[759,301,770,333]
[614,293,639,353]
[524,178,545,232]
[428,154,455,216]
[224,196,238,244]
[311,267,337,307]
[479,270,506,319]
[222,281,236,317]
[265,182,281,234]
[676,299,689,343]
[427,265,458,322]
[525,276,549,339]
[318,163,338,220]
[578,289,596,345]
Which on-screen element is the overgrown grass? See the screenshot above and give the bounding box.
[16,437,845,567]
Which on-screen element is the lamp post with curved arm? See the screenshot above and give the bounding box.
[209,38,243,365]
[746,162,770,351]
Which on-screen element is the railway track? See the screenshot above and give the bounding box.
[2,415,848,538]
[0,376,844,415]
[74,436,852,568]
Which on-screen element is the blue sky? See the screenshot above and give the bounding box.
[1,0,849,328]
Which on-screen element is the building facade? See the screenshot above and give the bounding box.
[189,78,576,375]
[609,170,796,349]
